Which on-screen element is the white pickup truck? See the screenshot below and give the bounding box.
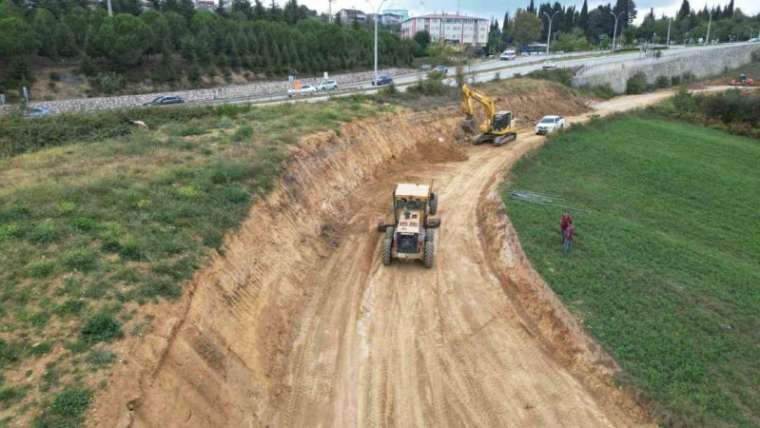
[535,115,566,135]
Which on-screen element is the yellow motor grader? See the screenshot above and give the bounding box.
[460,83,517,146]
[376,183,441,268]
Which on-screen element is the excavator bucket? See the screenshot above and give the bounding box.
[461,118,476,134]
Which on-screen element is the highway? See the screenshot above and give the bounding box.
[212,42,750,107]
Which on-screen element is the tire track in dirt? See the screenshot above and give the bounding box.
[89,89,681,428]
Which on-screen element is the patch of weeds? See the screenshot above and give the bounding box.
[29,220,63,244]
[39,363,60,393]
[69,217,98,232]
[221,186,251,204]
[62,248,98,272]
[29,311,51,328]
[79,311,123,344]
[86,349,115,368]
[54,299,87,317]
[0,224,20,241]
[30,341,53,357]
[0,339,25,369]
[25,260,56,278]
[0,384,28,410]
[209,159,254,184]
[216,116,235,129]
[231,125,254,142]
[33,386,92,428]
[172,124,207,137]
[175,185,200,199]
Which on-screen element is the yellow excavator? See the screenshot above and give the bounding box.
[460,84,517,146]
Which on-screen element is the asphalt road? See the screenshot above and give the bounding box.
[226,42,752,107]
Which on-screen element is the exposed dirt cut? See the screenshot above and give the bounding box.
[88,87,672,428]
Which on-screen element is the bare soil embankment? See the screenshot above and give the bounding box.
[89,84,660,427]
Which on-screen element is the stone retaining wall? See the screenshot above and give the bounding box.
[573,44,760,93]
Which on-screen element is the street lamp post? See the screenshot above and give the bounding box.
[666,17,672,46]
[609,11,625,52]
[543,11,559,55]
[705,8,713,44]
[372,0,390,84]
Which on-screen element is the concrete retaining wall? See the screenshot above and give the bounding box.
[573,44,760,93]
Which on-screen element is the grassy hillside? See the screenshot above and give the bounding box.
[0,97,392,426]
[503,115,760,427]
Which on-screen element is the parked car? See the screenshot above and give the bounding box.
[26,106,51,118]
[318,79,338,91]
[535,115,566,135]
[144,95,185,106]
[542,62,558,70]
[372,75,394,86]
[433,65,448,75]
[500,49,517,61]
[287,84,318,97]
[748,37,760,43]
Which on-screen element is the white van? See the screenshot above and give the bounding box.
[500,49,517,61]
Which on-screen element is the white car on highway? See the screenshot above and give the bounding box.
[500,49,517,60]
[318,79,338,91]
[287,84,318,97]
[535,115,566,135]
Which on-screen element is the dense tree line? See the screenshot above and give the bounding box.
[0,0,416,93]
[484,0,760,54]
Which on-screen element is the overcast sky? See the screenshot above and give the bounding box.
[299,0,760,24]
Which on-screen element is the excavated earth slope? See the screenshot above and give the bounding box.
[89,89,675,428]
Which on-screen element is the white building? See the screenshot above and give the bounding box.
[401,13,489,46]
[368,12,405,26]
[336,8,367,24]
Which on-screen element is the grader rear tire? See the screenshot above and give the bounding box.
[383,238,392,266]
[423,230,435,268]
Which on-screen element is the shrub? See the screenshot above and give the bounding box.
[62,248,97,272]
[231,125,254,142]
[751,50,760,62]
[33,387,92,428]
[670,75,681,86]
[408,77,448,96]
[626,72,648,94]
[682,72,696,83]
[655,75,670,89]
[80,312,123,344]
[89,72,126,95]
[527,68,575,87]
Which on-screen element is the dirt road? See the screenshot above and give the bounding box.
[92,90,674,428]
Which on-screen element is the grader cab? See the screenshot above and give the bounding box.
[376,183,441,268]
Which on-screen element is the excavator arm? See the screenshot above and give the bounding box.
[461,84,497,134]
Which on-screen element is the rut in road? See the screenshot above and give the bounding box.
[89,89,673,428]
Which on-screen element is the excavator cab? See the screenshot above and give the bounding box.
[493,111,512,131]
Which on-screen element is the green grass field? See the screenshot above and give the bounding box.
[503,115,760,427]
[0,97,393,426]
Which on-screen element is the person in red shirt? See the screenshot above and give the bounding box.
[563,223,575,254]
[560,212,573,243]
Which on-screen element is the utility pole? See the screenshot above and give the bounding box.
[106,0,112,16]
[328,0,334,22]
[705,8,713,44]
[609,11,625,52]
[543,11,559,55]
[666,17,672,46]
[372,0,389,83]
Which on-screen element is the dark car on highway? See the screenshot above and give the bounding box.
[144,95,185,106]
[372,75,394,86]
